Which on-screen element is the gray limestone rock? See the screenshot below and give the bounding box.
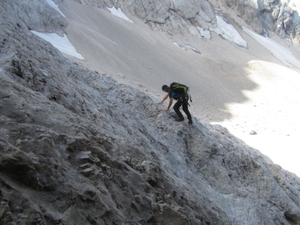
[216,0,300,40]
[73,0,300,41]
[1,0,68,35]
[0,1,300,225]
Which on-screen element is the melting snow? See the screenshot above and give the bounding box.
[107,6,133,23]
[210,16,248,48]
[31,31,84,60]
[243,26,300,70]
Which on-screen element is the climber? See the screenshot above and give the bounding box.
[159,82,193,124]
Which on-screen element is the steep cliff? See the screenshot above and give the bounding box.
[215,0,300,41]
[0,0,300,225]
[72,0,300,42]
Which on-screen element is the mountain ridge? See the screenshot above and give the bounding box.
[71,0,300,42]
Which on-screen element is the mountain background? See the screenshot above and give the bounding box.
[1,0,300,224]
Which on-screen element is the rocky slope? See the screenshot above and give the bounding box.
[75,0,300,42]
[1,0,300,225]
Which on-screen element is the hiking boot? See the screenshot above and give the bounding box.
[188,120,193,124]
[175,117,184,122]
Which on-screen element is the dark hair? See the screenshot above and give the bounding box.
[162,85,169,91]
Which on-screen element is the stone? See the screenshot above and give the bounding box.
[72,0,300,41]
[0,0,300,224]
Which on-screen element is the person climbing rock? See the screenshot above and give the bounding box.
[159,82,193,124]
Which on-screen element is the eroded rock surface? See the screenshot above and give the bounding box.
[216,0,300,40]
[0,1,300,225]
[74,0,300,41]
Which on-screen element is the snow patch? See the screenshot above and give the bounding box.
[243,27,300,70]
[107,6,133,23]
[210,16,248,48]
[31,31,84,60]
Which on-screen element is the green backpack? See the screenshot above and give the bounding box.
[170,82,192,103]
[170,82,189,94]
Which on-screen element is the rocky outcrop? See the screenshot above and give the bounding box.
[127,0,216,36]
[216,0,300,40]
[1,0,68,35]
[71,0,217,37]
[71,0,300,41]
[0,1,300,225]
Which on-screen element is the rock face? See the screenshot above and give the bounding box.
[2,0,68,35]
[1,1,300,225]
[72,0,217,37]
[216,0,300,40]
[75,0,300,41]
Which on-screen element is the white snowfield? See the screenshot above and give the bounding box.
[35,0,300,177]
[107,6,133,23]
[31,31,84,60]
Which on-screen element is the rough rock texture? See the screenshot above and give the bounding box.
[72,0,300,41]
[72,0,217,37]
[1,1,300,225]
[1,0,68,36]
[216,0,300,40]
[69,0,217,37]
